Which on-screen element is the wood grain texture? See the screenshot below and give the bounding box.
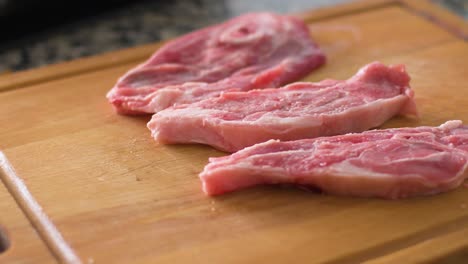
[402,0,468,40]
[0,165,56,263]
[0,43,160,93]
[1,1,467,263]
[0,152,80,264]
[366,227,468,264]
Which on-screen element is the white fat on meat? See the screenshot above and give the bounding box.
[199,121,468,199]
[107,12,326,114]
[149,62,418,152]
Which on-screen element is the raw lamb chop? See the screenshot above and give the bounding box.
[107,12,326,114]
[199,120,468,199]
[148,62,418,152]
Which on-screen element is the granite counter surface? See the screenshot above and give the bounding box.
[0,0,465,72]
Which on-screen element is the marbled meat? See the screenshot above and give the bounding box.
[107,12,326,114]
[200,120,468,199]
[148,62,418,152]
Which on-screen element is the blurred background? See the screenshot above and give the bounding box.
[0,0,465,73]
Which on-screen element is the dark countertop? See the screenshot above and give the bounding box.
[0,0,465,73]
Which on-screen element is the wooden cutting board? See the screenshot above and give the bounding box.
[1,0,467,263]
[0,173,56,263]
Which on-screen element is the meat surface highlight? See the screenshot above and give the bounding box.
[148,62,418,152]
[107,12,326,114]
[200,121,468,199]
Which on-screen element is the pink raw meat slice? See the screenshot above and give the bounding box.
[106,12,326,114]
[200,120,468,199]
[148,62,418,152]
